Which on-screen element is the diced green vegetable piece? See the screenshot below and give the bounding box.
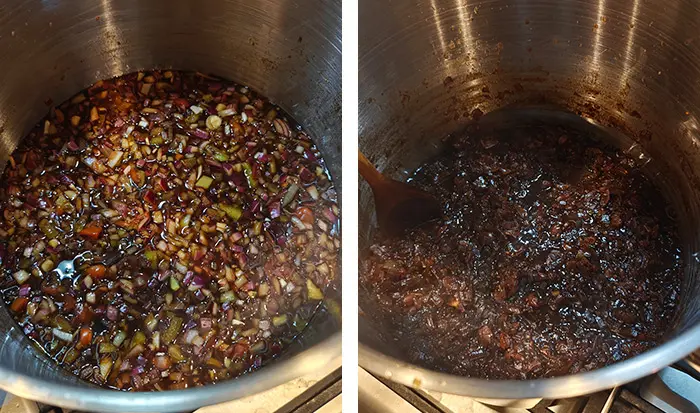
[168,345,185,362]
[220,204,242,221]
[272,314,288,327]
[40,259,55,273]
[242,162,257,188]
[150,135,164,145]
[144,250,159,269]
[195,175,214,189]
[113,330,127,347]
[306,279,324,300]
[213,151,229,162]
[293,314,307,332]
[234,276,248,289]
[99,343,117,353]
[144,250,158,262]
[162,315,183,343]
[170,276,180,291]
[131,331,147,348]
[220,290,236,303]
[39,219,59,238]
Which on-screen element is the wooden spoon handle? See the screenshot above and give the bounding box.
[358,151,386,188]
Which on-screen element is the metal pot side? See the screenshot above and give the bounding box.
[0,0,341,411]
[359,0,700,400]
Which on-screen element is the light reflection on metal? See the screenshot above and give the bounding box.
[618,0,640,93]
[99,0,125,79]
[590,0,608,95]
[455,0,477,73]
[430,0,453,73]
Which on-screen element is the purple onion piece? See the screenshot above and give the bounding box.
[182,271,194,286]
[192,129,210,140]
[206,158,222,169]
[18,284,31,297]
[191,275,206,287]
[107,305,118,321]
[269,202,281,219]
[184,319,197,331]
[66,140,80,152]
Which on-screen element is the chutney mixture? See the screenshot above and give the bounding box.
[0,71,340,390]
[360,122,682,379]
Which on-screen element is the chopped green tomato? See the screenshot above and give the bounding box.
[220,290,236,303]
[234,275,248,289]
[213,151,229,162]
[40,259,55,273]
[144,250,159,269]
[170,276,181,291]
[162,315,183,344]
[39,219,59,238]
[220,204,242,221]
[131,331,147,348]
[168,344,186,362]
[272,314,288,327]
[113,330,127,347]
[144,250,158,262]
[99,343,117,353]
[195,175,214,189]
[242,162,257,188]
[306,279,324,300]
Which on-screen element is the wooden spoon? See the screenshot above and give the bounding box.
[359,151,442,236]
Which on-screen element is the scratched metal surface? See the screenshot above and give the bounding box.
[0,0,341,412]
[359,0,700,400]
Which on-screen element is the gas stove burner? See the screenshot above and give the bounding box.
[359,363,700,413]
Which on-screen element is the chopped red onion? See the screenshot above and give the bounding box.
[107,305,118,321]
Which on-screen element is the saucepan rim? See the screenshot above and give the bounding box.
[359,323,700,399]
[0,334,340,412]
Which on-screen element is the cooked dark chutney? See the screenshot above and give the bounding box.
[360,121,682,379]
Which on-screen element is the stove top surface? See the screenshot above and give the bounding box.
[359,362,700,413]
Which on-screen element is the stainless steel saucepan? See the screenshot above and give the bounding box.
[0,0,341,411]
[359,0,700,401]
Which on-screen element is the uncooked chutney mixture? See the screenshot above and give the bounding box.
[361,121,682,379]
[0,71,340,390]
